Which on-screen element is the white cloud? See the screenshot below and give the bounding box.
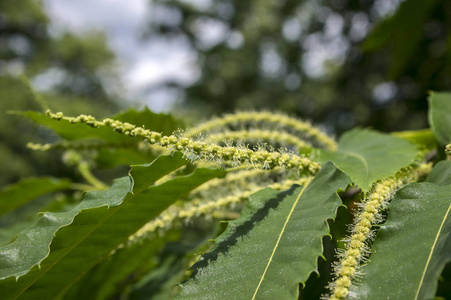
[125,40,199,89]
[44,0,147,34]
[43,0,196,112]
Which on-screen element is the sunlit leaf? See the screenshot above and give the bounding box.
[0,153,223,299]
[177,162,350,299]
[316,128,418,191]
[355,162,451,299]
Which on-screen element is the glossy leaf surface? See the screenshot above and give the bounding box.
[355,162,451,299]
[178,162,350,299]
[316,128,418,191]
[0,153,223,299]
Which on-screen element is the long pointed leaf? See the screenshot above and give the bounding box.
[0,153,223,299]
[355,181,451,298]
[316,128,418,191]
[0,177,71,217]
[428,92,451,145]
[426,161,451,186]
[178,162,350,299]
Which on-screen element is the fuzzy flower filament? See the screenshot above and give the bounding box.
[129,177,311,243]
[45,110,321,175]
[328,163,432,300]
[204,129,312,152]
[184,111,338,151]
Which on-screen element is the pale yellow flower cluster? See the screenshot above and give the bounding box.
[205,129,311,152]
[185,111,337,151]
[129,177,310,242]
[328,163,432,300]
[45,110,321,174]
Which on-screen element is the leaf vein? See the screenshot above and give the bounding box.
[251,179,312,300]
[414,202,451,300]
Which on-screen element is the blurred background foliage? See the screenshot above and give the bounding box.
[1,0,451,187]
[146,0,451,133]
[0,0,122,186]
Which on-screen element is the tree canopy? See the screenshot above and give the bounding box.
[144,0,451,133]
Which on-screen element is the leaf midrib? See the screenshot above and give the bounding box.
[251,179,312,300]
[13,185,133,300]
[13,167,170,298]
[414,202,451,300]
[343,151,369,188]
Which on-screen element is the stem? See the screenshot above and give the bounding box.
[77,162,108,190]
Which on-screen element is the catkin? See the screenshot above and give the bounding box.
[45,110,321,175]
[184,111,337,151]
[129,177,311,242]
[205,129,311,151]
[327,163,432,300]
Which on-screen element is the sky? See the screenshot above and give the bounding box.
[44,0,198,112]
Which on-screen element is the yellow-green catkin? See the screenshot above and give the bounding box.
[189,169,268,196]
[184,111,338,151]
[45,111,321,175]
[129,177,311,243]
[204,129,311,151]
[327,163,432,300]
[446,144,451,156]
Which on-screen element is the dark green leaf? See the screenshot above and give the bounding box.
[0,153,223,299]
[95,148,157,168]
[177,162,350,299]
[63,232,178,300]
[391,129,437,152]
[426,161,451,186]
[114,107,184,136]
[428,92,451,145]
[129,255,183,300]
[355,181,451,299]
[0,177,71,217]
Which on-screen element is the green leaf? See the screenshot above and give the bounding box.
[426,161,451,186]
[355,182,451,299]
[0,177,71,217]
[113,107,184,136]
[177,162,350,299]
[63,232,178,300]
[95,148,157,168]
[128,224,218,300]
[391,129,437,152]
[316,128,419,191]
[0,153,223,299]
[129,255,183,300]
[428,92,451,145]
[0,194,78,247]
